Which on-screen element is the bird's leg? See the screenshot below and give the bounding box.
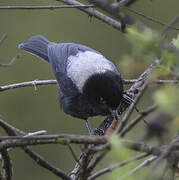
[108,106,118,120]
[110,110,118,120]
[91,109,119,136]
[85,119,93,135]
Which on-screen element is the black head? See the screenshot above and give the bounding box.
[82,71,124,110]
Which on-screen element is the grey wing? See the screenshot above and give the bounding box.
[47,43,77,96]
[47,43,98,96]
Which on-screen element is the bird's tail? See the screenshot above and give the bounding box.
[18,35,50,62]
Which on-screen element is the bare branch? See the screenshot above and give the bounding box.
[119,104,158,137]
[86,0,124,21]
[0,149,12,180]
[24,130,47,137]
[0,134,163,157]
[0,33,7,47]
[0,53,20,67]
[87,150,108,174]
[118,156,157,180]
[0,5,94,10]
[126,7,179,31]
[0,134,107,147]
[57,0,122,31]
[88,152,148,180]
[124,79,179,84]
[116,80,148,134]
[0,80,57,91]
[67,143,81,165]
[115,0,138,8]
[22,147,71,180]
[0,78,177,92]
[161,16,179,37]
[151,135,179,169]
[0,33,20,68]
[152,79,179,84]
[0,119,70,180]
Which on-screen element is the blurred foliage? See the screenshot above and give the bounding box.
[107,25,179,180]
[126,27,161,62]
[109,135,131,161]
[154,85,179,117]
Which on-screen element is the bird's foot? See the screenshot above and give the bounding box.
[91,128,105,136]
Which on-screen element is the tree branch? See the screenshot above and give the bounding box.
[0,78,177,92]
[88,152,148,180]
[0,134,107,148]
[0,149,12,180]
[0,5,94,10]
[0,119,71,180]
[126,7,179,31]
[0,80,57,91]
[0,33,7,47]
[119,104,158,137]
[57,0,123,31]
[118,156,157,179]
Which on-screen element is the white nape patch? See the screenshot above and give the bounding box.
[67,51,116,92]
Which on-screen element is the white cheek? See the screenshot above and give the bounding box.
[67,51,116,92]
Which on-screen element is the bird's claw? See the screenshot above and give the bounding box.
[91,128,105,136]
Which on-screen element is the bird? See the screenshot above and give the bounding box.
[18,35,132,135]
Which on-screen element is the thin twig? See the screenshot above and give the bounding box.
[118,156,157,179]
[161,16,179,37]
[0,33,7,46]
[86,0,125,22]
[116,80,148,134]
[24,130,47,137]
[0,5,94,10]
[153,79,179,84]
[124,79,179,84]
[67,143,81,165]
[0,118,24,135]
[0,80,57,91]
[0,149,12,180]
[88,152,148,180]
[119,104,158,137]
[0,53,20,67]
[114,0,138,8]
[126,7,179,31]
[0,119,71,180]
[87,150,108,174]
[57,0,122,31]
[22,147,71,180]
[151,135,179,169]
[0,78,177,92]
[116,64,156,134]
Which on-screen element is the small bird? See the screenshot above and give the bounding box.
[19,35,132,134]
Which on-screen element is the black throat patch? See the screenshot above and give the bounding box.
[82,71,124,109]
